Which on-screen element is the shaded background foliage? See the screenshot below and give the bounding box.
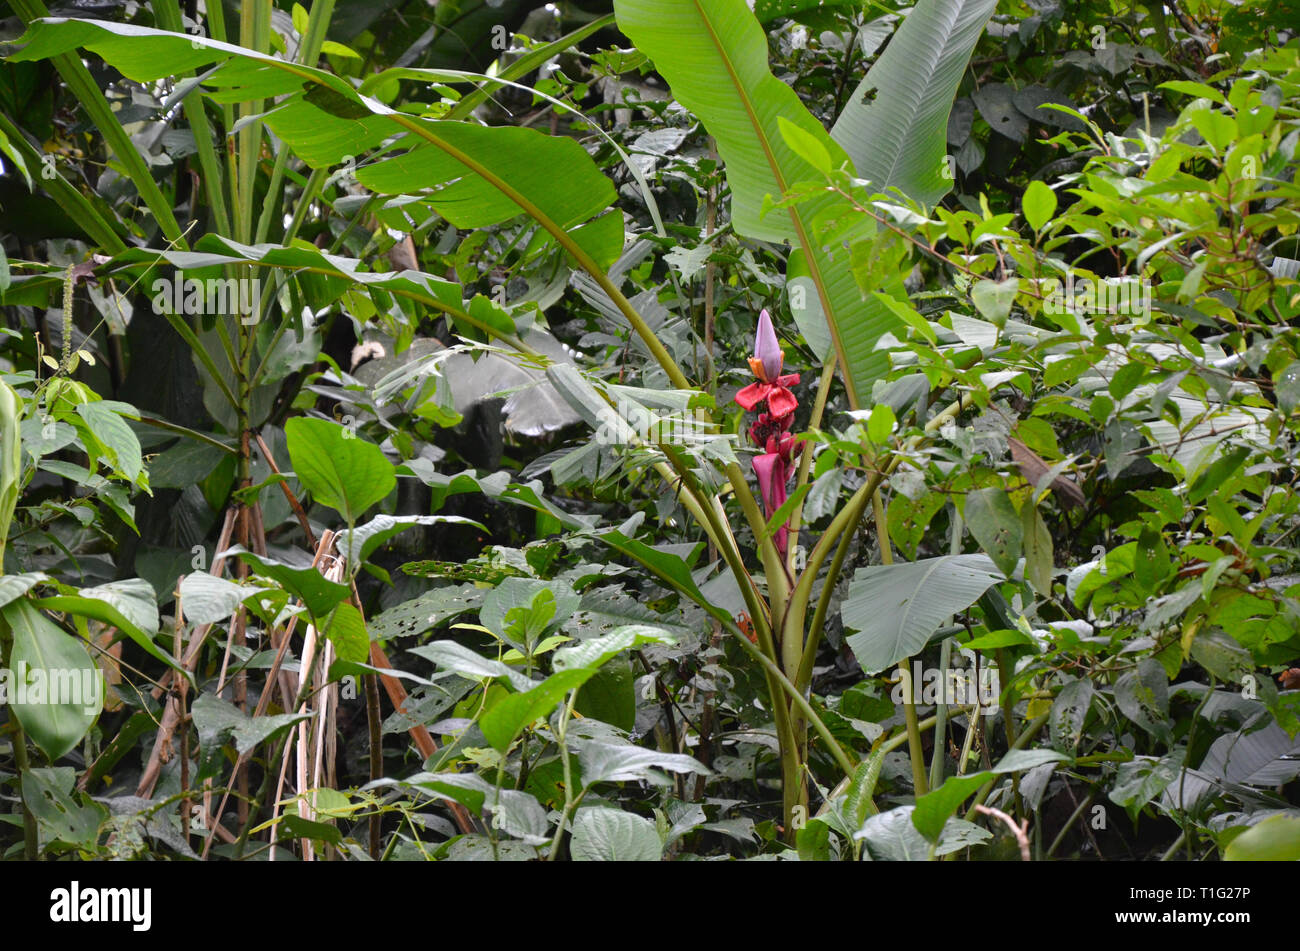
[0,0,1298,861]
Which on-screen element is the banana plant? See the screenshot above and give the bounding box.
[3,0,995,840]
[611,0,997,827]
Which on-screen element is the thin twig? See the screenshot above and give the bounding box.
[129,505,238,798]
[974,804,1031,861]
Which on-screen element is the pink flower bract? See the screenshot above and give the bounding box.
[752,451,791,555]
[735,374,800,417]
[735,308,802,556]
[753,308,783,383]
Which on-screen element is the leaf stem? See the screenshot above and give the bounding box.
[785,354,838,574]
[546,690,582,861]
[1,619,39,860]
[725,617,856,781]
[390,113,691,392]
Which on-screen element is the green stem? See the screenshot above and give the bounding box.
[235,0,272,245]
[546,690,583,860]
[955,702,978,775]
[902,672,929,796]
[771,356,839,688]
[284,167,330,245]
[929,638,952,791]
[90,254,534,358]
[609,453,800,817]
[254,0,336,245]
[1177,674,1215,860]
[797,483,871,692]
[785,354,837,567]
[793,392,977,688]
[816,713,939,814]
[1046,792,1094,858]
[929,507,964,790]
[871,485,898,790]
[10,720,39,860]
[162,311,239,409]
[389,113,690,393]
[151,0,232,237]
[599,523,805,820]
[961,712,1050,822]
[0,623,38,860]
[1159,831,1186,861]
[662,448,771,655]
[723,461,784,602]
[725,618,856,781]
[202,0,240,222]
[442,15,617,121]
[135,415,237,454]
[871,484,892,565]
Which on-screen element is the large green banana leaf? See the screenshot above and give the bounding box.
[8,19,623,271]
[831,0,997,207]
[615,0,898,406]
[614,0,994,406]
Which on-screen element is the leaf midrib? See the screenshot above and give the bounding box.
[687,0,858,405]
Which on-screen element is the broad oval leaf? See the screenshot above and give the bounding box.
[285,417,396,523]
[2,597,103,760]
[570,806,662,861]
[842,554,1003,674]
[479,668,592,752]
[322,603,369,665]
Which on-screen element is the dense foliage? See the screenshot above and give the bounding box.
[0,0,1298,862]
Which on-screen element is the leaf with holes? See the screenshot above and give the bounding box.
[963,488,1023,578]
[1113,659,1172,745]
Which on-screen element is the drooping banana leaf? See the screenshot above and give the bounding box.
[615,0,901,406]
[8,19,623,272]
[831,0,997,207]
[614,0,994,407]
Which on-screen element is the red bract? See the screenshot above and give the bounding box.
[735,375,800,418]
[748,413,796,456]
[752,451,792,555]
[736,310,802,555]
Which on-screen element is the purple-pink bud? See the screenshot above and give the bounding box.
[754,309,782,382]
